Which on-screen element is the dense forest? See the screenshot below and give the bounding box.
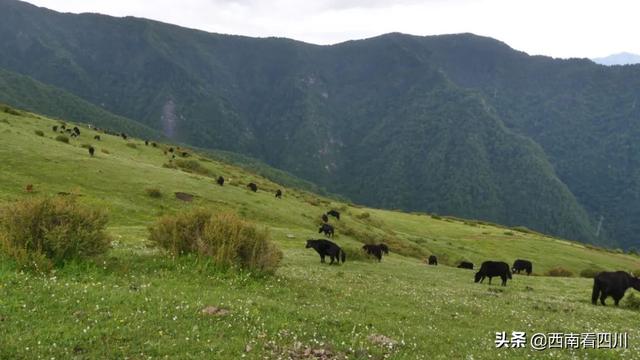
[1,0,639,248]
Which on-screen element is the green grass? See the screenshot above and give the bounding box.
[1,110,640,358]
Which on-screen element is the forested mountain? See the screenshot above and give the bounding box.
[1,0,639,248]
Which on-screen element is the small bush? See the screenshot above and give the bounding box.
[1,104,21,116]
[148,210,282,274]
[545,267,574,277]
[579,266,603,278]
[174,159,211,176]
[355,212,370,220]
[55,135,69,143]
[101,148,110,154]
[126,143,138,149]
[624,292,640,310]
[431,214,442,220]
[342,245,373,262]
[80,143,92,149]
[503,231,515,236]
[145,188,162,198]
[0,197,110,271]
[34,130,44,137]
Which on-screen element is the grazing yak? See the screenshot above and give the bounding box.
[592,271,640,306]
[275,189,282,199]
[247,183,258,192]
[318,223,334,237]
[306,239,345,264]
[475,261,512,286]
[321,214,329,223]
[362,244,389,262]
[327,210,340,220]
[428,255,438,265]
[151,142,157,147]
[217,176,224,186]
[458,261,474,270]
[88,146,95,157]
[52,125,58,132]
[512,259,533,275]
[94,135,101,141]
[121,132,127,140]
[73,126,80,136]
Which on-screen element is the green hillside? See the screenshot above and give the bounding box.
[0,67,160,139]
[1,107,640,358]
[4,0,639,247]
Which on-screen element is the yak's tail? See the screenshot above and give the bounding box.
[341,249,346,263]
[591,279,600,305]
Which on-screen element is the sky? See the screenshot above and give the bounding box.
[22,0,640,59]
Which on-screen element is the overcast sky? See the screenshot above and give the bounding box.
[23,0,640,58]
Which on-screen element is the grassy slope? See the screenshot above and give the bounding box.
[1,110,640,359]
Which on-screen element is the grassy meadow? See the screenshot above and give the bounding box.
[1,108,640,359]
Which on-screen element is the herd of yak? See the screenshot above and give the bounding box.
[49,122,640,308]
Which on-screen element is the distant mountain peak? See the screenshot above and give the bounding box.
[592,52,640,66]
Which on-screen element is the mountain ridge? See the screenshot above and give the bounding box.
[2,0,640,247]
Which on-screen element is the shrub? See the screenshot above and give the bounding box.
[126,143,138,149]
[431,214,442,220]
[579,266,603,278]
[174,159,211,176]
[545,267,574,277]
[34,130,44,137]
[101,148,110,154]
[80,143,92,149]
[342,245,373,262]
[625,292,640,310]
[1,104,21,115]
[55,135,69,143]
[0,197,111,271]
[355,212,370,220]
[145,188,162,198]
[148,210,282,274]
[503,231,515,236]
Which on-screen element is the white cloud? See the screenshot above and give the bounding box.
[22,0,640,58]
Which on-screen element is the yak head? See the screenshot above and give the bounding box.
[474,271,483,283]
[305,239,315,249]
[632,275,640,291]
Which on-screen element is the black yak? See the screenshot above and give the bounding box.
[592,271,640,306]
[362,244,389,262]
[217,176,224,186]
[458,261,474,270]
[247,183,258,192]
[52,125,58,132]
[145,140,149,146]
[73,126,80,135]
[318,223,334,237]
[428,255,438,265]
[475,261,512,286]
[321,214,329,223]
[121,132,127,140]
[327,210,340,220]
[94,135,101,141]
[88,146,95,157]
[151,142,157,147]
[512,259,533,275]
[275,189,282,199]
[306,239,345,264]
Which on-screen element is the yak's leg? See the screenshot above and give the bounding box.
[320,254,325,263]
[600,290,608,306]
[488,276,492,285]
